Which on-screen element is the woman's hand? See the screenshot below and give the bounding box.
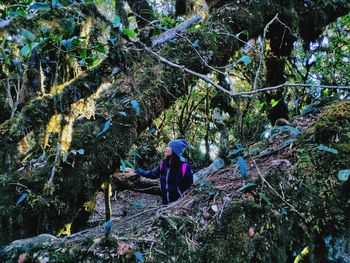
[117,167,137,177]
[125,167,137,176]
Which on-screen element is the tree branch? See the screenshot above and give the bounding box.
[151,15,202,47]
[143,43,350,97]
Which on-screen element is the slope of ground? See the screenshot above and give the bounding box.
[2,99,350,262]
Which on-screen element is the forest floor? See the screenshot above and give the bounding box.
[5,100,349,262]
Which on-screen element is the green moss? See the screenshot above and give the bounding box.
[314,101,350,142]
[198,201,303,263]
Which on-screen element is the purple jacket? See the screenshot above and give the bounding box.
[135,160,193,204]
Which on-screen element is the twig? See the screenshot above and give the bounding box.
[253,14,279,90]
[215,31,262,54]
[155,198,184,217]
[48,143,62,186]
[9,182,28,189]
[117,236,158,242]
[142,44,234,95]
[123,207,159,221]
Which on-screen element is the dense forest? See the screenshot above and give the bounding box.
[0,0,350,262]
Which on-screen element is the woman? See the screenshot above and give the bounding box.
[125,139,193,205]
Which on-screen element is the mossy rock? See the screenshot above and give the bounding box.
[314,100,350,142]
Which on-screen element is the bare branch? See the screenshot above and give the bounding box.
[253,14,279,90]
[142,42,350,97]
[151,15,202,47]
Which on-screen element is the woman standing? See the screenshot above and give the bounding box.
[124,139,193,205]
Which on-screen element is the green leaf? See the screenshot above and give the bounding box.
[20,42,39,57]
[52,0,64,9]
[239,55,251,65]
[77,149,85,155]
[239,182,256,191]
[97,119,111,137]
[270,99,279,107]
[227,147,244,157]
[52,34,62,42]
[62,17,75,37]
[120,159,126,172]
[31,42,40,50]
[322,88,330,96]
[317,145,338,154]
[135,251,144,263]
[301,102,318,115]
[337,169,350,181]
[119,123,132,127]
[123,28,136,39]
[124,160,135,169]
[95,44,106,53]
[60,36,76,52]
[132,150,141,158]
[9,9,27,18]
[208,190,216,196]
[21,29,36,42]
[237,157,247,177]
[192,39,199,47]
[108,38,118,46]
[112,15,121,28]
[258,192,273,207]
[29,2,51,11]
[131,99,140,114]
[16,192,27,206]
[258,101,266,109]
[20,44,31,57]
[85,57,98,67]
[79,49,87,59]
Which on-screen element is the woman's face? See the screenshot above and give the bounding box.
[163,147,173,157]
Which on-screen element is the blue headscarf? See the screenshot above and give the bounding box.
[168,139,189,162]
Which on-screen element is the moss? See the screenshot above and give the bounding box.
[314,101,350,142]
[196,101,350,261]
[4,235,136,263]
[198,201,303,263]
[151,216,202,263]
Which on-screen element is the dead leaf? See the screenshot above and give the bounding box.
[249,226,254,238]
[116,241,132,255]
[18,253,26,263]
[245,192,255,201]
[211,205,218,213]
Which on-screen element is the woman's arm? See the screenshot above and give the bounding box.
[135,164,160,179]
